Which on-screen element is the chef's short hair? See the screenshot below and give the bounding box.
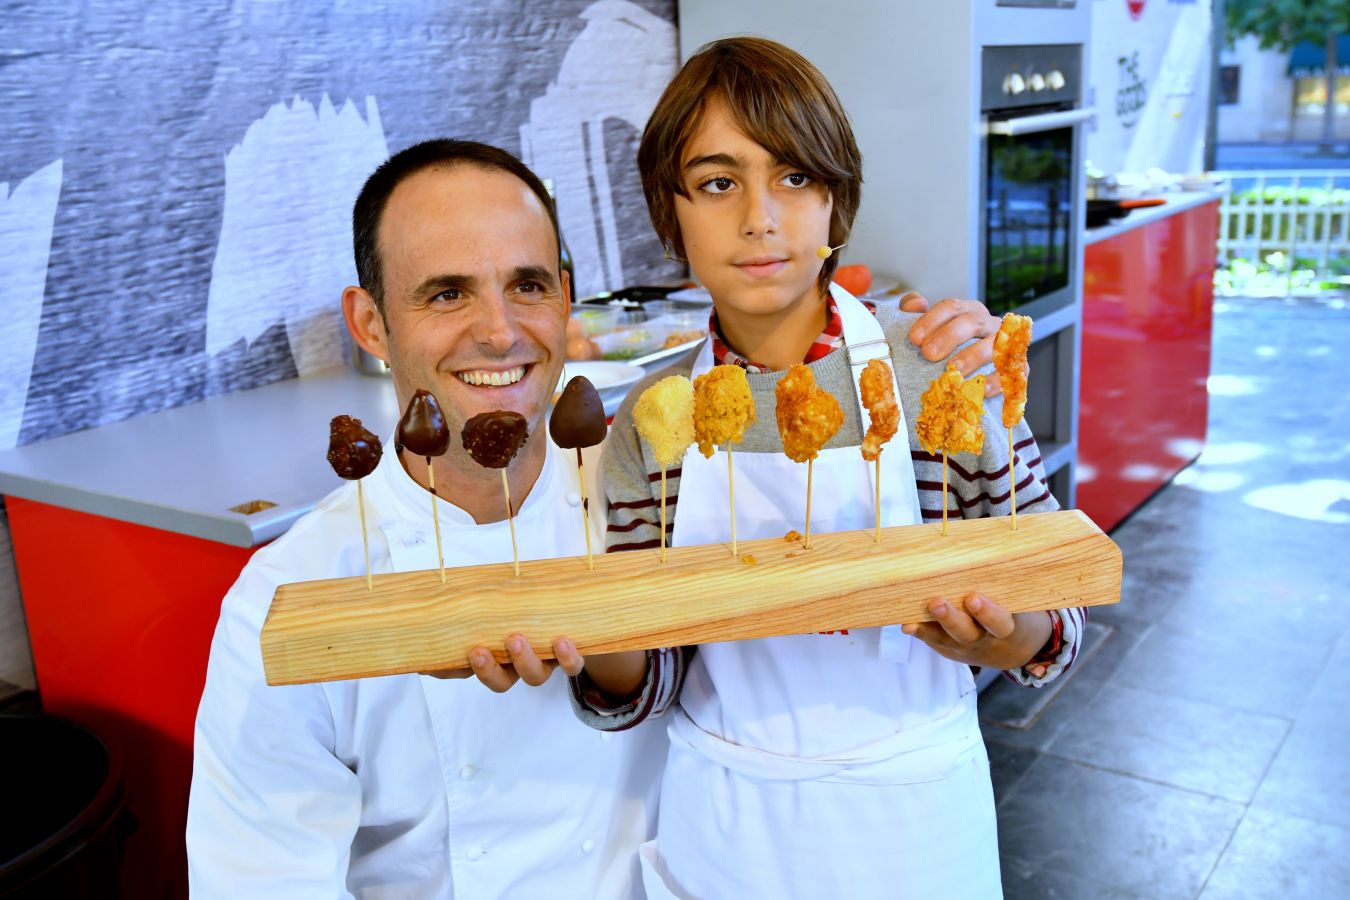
[353,139,560,314]
[637,37,862,290]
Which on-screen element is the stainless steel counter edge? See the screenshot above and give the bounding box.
[1084,188,1227,247]
[0,370,403,549]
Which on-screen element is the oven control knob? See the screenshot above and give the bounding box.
[1006,73,1026,95]
[1047,69,1066,91]
[1028,73,1047,92]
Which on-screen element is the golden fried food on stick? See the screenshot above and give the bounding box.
[994,313,1033,531]
[775,365,844,549]
[859,359,901,542]
[634,376,696,562]
[916,362,986,535]
[694,365,757,557]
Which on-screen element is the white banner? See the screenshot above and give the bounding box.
[1088,0,1213,175]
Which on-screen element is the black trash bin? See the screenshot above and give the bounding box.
[0,714,132,899]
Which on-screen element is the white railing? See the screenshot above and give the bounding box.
[1213,169,1350,296]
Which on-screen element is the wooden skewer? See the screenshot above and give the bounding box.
[577,449,594,571]
[427,459,446,583]
[659,466,668,562]
[941,449,949,536]
[1009,426,1018,531]
[357,478,372,591]
[874,454,882,543]
[804,458,815,549]
[501,469,520,576]
[728,446,738,558]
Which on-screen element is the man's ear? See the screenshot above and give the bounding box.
[560,268,572,317]
[343,286,390,363]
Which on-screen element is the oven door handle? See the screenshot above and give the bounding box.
[985,107,1096,137]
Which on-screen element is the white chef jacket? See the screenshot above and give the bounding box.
[187,439,666,899]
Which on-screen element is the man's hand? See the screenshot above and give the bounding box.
[898,292,1007,397]
[421,636,585,693]
[901,593,1052,671]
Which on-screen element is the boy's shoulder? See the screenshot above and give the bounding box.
[878,309,960,387]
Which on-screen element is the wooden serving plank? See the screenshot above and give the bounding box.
[261,508,1121,686]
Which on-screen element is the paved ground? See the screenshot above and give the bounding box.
[981,294,1350,898]
[1215,141,1350,171]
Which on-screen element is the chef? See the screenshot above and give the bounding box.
[186,139,671,898]
[186,137,1006,898]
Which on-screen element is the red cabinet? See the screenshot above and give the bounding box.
[9,497,258,900]
[1077,200,1220,532]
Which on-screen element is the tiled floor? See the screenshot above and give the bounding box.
[981,295,1350,899]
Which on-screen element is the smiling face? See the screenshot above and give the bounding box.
[347,163,569,460]
[674,98,834,323]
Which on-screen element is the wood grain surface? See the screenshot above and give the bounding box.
[261,508,1121,686]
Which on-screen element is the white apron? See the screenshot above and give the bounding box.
[640,286,1001,900]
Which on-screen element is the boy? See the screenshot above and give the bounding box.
[570,37,1084,898]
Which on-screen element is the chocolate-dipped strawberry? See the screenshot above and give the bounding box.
[549,377,607,570]
[327,415,383,480]
[549,376,607,449]
[462,410,530,574]
[397,390,452,582]
[326,415,383,590]
[462,411,530,469]
[397,389,450,458]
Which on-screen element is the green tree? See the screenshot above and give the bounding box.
[1226,0,1350,151]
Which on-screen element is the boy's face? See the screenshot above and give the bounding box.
[674,98,834,320]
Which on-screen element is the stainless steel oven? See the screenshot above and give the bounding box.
[979,44,1092,317]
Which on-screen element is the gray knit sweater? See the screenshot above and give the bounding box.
[568,310,1085,731]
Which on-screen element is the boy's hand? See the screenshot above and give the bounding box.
[901,593,1052,671]
[421,636,585,693]
[899,293,1011,398]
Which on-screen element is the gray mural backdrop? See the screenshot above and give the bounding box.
[0,0,680,450]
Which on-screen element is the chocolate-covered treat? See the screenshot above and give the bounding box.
[327,415,383,480]
[397,389,451,458]
[462,411,529,469]
[549,376,607,449]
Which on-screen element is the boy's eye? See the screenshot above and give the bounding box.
[699,176,736,195]
[782,172,813,188]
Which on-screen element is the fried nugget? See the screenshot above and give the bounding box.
[633,375,695,469]
[693,365,756,458]
[859,358,900,461]
[993,313,1032,428]
[916,362,986,456]
[775,364,844,463]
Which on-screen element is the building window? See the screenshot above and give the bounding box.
[1219,65,1240,105]
[1294,75,1350,116]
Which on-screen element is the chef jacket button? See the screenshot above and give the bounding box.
[466,846,484,862]
[403,532,424,547]
[566,491,582,507]
[581,838,596,853]
[459,764,477,781]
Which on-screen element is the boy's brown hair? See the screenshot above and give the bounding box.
[637,37,863,290]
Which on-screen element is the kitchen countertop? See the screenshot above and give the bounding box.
[0,370,402,548]
[1084,188,1226,246]
[0,348,685,548]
